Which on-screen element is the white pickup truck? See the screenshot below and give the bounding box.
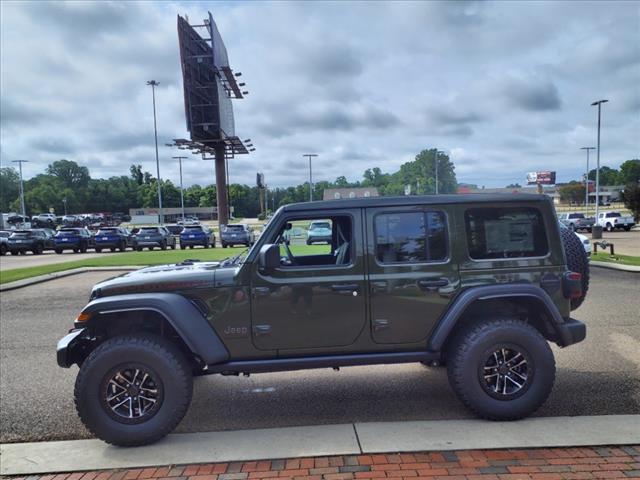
[595,211,636,231]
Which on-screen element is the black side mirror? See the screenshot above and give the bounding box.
[259,244,280,273]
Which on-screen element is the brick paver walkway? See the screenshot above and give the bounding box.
[7,446,640,480]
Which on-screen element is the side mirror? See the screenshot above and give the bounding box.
[259,244,280,273]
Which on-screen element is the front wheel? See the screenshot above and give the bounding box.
[95,248,102,253]
[624,226,631,231]
[74,334,193,447]
[447,318,555,421]
[55,248,63,254]
[119,241,126,252]
[161,241,167,251]
[180,245,186,250]
[606,223,613,232]
[136,246,142,252]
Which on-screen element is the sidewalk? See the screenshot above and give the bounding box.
[6,446,640,480]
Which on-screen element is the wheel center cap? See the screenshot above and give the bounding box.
[498,365,508,375]
[128,386,139,397]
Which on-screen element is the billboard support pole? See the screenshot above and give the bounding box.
[215,144,229,226]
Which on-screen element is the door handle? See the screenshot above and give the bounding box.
[373,319,390,332]
[417,278,449,291]
[253,325,271,336]
[331,283,359,292]
[252,287,271,297]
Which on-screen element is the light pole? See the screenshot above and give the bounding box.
[580,147,595,213]
[147,80,163,224]
[63,197,68,215]
[173,156,188,222]
[303,154,318,201]
[433,149,445,194]
[12,160,28,220]
[591,99,608,234]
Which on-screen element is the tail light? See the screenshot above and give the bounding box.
[562,271,582,299]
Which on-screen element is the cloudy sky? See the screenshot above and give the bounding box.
[1,1,638,188]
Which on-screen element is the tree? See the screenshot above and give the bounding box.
[558,182,586,204]
[506,183,522,188]
[130,165,144,185]
[621,183,640,221]
[0,167,20,212]
[618,159,640,185]
[46,159,90,189]
[588,166,620,185]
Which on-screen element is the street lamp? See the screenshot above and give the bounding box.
[11,160,28,220]
[173,156,188,222]
[62,197,68,216]
[434,150,445,195]
[580,147,595,213]
[303,154,318,202]
[147,80,163,224]
[591,99,608,235]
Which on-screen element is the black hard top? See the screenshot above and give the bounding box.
[282,193,549,212]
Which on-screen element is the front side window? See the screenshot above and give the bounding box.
[465,207,548,259]
[375,211,447,264]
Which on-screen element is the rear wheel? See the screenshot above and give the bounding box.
[10,250,19,255]
[110,248,116,252]
[80,242,87,253]
[96,248,102,253]
[55,248,63,254]
[161,241,167,251]
[624,226,631,231]
[136,247,142,252]
[74,334,193,446]
[180,245,186,250]
[33,243,44,255]
[119,241,126,252]
[447,318,555,421]
[204,241,209,249]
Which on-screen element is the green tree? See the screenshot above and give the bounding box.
[46,159,90,189]
[621,183,640,221]
[130,165,144,185]
[506,183,522,188]
[588,166,620,185]
[618,159,640,185]
[0,167,20,212]
[558,182,586,204]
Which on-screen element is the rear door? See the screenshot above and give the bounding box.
[365,205,459,344]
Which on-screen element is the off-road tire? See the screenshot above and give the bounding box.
[74,334,193,446]
[559,227,590,310]
[447,318,555,421]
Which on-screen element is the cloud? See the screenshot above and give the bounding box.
[501,75,562,112]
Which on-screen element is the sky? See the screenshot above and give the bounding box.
[1,1,638,189]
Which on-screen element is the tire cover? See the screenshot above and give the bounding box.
[559,227,590,310]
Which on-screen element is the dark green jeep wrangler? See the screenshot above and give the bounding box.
[57,194,588,446]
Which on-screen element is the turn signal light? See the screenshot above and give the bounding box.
[76,312,92,323]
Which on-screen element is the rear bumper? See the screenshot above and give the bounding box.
[57,328,86,368]
[135,240,163,247]
[7,243,36,251]
[557,318,586,347]
[181,238,208,245]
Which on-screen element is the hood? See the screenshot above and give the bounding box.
[91,260,240,298]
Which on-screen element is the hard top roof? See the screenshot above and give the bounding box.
[281,193,549,212]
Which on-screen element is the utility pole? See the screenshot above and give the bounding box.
[147,80,163,224]
[591,99,608,235]
[173,156,188,222]
[434,150,445,194]
[12,160,28,220]
[580,147,595,213]
[303,154,318,201]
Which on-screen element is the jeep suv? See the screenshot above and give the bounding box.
[57,194,588,446]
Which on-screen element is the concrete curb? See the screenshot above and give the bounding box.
[1,415,639,475]
[0,266,139,292]
[590,260,640,272]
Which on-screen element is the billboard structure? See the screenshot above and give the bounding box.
[526,171,556,185]
[171,12,254,225]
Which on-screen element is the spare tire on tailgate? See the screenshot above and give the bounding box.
[559,227,590,310]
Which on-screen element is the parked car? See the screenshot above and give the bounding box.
[559,222,591,257]
[54,227,94,253]
[220,223,254,248]
[1,230,12,255]
[32,213,57,228]
[180,225,216,249]
[557,212,594,232]
[165,225,184,237]
[306,220,333,244]
[595,211,635,232]
[133,226,176,250]
[177,216,200,226]
[7,229,56,255]
[94,227,133,253]
[58,194,588,446]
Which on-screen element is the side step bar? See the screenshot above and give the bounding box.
[207,351,440,375]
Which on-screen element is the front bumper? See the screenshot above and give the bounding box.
[308,235,332,243]
[57,328,86,368]
[557,318,586,347]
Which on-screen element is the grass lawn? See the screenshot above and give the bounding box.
[591,252,640,266]
[0,243,329,285]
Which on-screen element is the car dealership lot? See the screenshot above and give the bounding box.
[0,268,638,443]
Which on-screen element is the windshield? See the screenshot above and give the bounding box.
[570,213,585,219]
[139,228,159,233]
[183,226,203,231]
[310,222,330,230]
[58,229,80,236]
[225,225,245,232]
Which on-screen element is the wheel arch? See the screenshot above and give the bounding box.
[63,293,229,369]
[428,284,571,353]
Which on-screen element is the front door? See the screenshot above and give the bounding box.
[366,205,459,344]
[250,210,366,351]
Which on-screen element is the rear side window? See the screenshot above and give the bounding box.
[465,207,548,259]
[375,211,447,264]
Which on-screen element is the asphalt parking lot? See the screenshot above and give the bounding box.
[0,268,638,443]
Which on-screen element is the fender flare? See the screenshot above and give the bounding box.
[80,293,229,365]
[427,284,572,351]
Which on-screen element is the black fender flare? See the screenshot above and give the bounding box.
[427,284,575,351]
[80,293,229,365]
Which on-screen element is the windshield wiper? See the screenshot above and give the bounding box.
[221,248,249,267]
